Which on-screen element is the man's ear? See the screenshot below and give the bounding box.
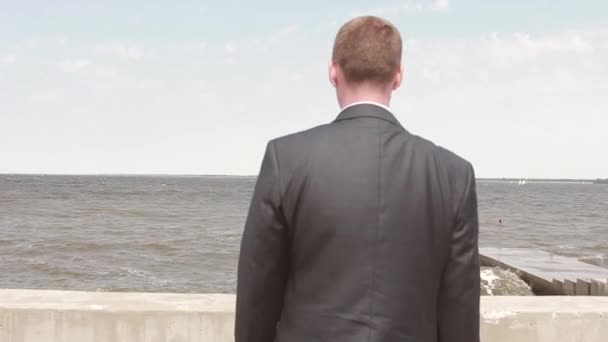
[328,61,338,88]
[392,64,404,90]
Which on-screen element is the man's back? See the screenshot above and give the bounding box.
[236,16,479,342]
[236,104,479,342]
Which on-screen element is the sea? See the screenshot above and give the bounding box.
[1,174,606,294]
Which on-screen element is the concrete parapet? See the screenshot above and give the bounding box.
[481,296,608,341]
[480,248,608,295]
[0,289,607,342]
[0,290,235,342]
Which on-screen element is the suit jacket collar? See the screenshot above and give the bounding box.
[334,103,402,128]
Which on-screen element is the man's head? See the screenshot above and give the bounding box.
[330,16,403,108]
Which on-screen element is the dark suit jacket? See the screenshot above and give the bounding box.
[236,103,480,342]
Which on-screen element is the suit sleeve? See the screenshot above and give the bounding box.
[235,141,288,342]
[438,163,480,342]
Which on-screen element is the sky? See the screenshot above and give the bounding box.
[1,0,607,178]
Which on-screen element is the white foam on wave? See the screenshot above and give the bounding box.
[121,267,150,278]
[481,267,534,296]
[579,254,607,260]
[481,269,501,296]
[557,245,576,249]
[120,267,172,286]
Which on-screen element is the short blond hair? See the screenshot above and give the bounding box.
[332,16,402,85]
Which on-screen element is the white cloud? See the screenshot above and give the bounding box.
[422,66,441,82]
[482,31,594,67]
[349,4,411,17]
[184,41,208,53]
[349,1,449,18]
[398,28,608,177]
[405,30,598,72]
[55,36,67,46]
[138,79,163,89]
[95,43,145,60]
[432,0,449,12]
[56,59,91,72]
[272,68,304,82]
[224,42,238,55]
[4,24,606,177]
[93,65,118,78]
[223,42,239,64]
[27,38,39,49]
[0,54,17,65]
[277,24,298,39]
[28,87,69,103]
[249,24,298,51]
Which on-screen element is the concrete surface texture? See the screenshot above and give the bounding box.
[480,247,608,296]
[0,289,607,342]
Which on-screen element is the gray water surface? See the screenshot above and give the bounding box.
[1,175,606,293]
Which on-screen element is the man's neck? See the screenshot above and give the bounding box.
[340,97,390,109]
[338,86,392,110]
[340,101,392,113]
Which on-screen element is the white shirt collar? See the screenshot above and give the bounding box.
[340,101,392,113]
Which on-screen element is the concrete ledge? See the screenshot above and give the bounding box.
[1,290,607,341]
[481,296,608,341]
[0,290,235,342]
[480,248,608,295]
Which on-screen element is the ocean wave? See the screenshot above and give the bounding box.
[480,267,533,296]
[119,267,172,287]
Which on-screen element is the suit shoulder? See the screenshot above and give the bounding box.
[409,134,475,219]
[270,124,332,149]
[409,134,474,177]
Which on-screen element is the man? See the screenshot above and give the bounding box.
[236,16,479,342]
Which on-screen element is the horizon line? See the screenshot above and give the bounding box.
[0,173,604,181]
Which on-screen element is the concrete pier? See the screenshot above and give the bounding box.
[481,247,608,295]
[0,289,607,341]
